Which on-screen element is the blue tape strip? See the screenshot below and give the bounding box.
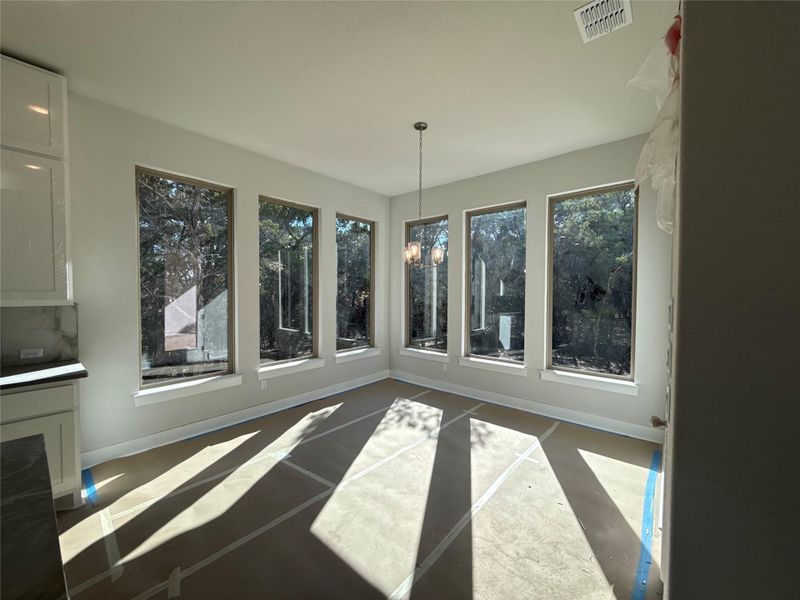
[632,448,661,600]
[82,468,97,504]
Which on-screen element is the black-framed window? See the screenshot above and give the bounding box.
[136,167,234,386]
[406,217,448,351]
[466,203,526,363]
[336,215,375,351]
[549,183,637,378]
[259,197,317,363]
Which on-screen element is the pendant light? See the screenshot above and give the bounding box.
[404,122,444,268]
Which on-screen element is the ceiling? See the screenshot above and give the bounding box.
[0,1,675,196]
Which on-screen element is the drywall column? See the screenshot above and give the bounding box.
[667,2,799,598]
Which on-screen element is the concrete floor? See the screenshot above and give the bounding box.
[58,378,663,599]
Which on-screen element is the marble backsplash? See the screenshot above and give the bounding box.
[0,305,78,367]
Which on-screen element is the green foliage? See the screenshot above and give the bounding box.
[259,201,314,361]
[551,189,635,375]
[336,217,372,350]
[469,206,526,361]
[408,218,448,350]
[138,172,230,382]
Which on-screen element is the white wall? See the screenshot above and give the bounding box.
[389,136,671,440]
[666,2,799,598]
[69,92,669,460]
[68,93,390,458]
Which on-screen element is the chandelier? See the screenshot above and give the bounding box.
[403,122,444,268]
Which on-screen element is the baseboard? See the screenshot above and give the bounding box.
[81,369,391,468]
[390,370,663,443]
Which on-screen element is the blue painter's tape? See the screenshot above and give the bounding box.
[632,448,661,600]
[82,468,97,504]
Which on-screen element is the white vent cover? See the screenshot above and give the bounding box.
[574,0,634,43]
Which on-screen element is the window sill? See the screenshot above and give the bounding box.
[335,347,381,363]
[134,373,243,407]
[258,357,326,380]
[458,356,527,376]
[398,347,449,363]
[539,369,638,396]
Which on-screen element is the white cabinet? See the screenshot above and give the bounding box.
[0,56,71,306]
[1,411,76,494]
[0,383,81,504]
[1,149,69,304]
[1,56,65,158]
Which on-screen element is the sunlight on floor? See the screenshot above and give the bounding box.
[60,430,261,564]
[578,449,650,540]
[119,404,345,564]
[309,398,443,595]
[81,473,125,501]
[469,429,615,599]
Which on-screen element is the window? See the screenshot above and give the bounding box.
[336,215,374,351]
[466,203,527,363]
[136,167,234,386]
[549,183,637,378]
[406,216,448,351]
[259,197,317,363]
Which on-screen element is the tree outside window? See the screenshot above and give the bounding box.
[406,217,448,351]
[259,198,317,363]
[336,216,374,351]
[137,168,233,386]
[550,184,637,378]
[466,203,526,363]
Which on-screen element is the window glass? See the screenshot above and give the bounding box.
[336,216,373,351]
[259,198,316,363]
[550,184,636,377]
[467,204,526,362]
[137,169,232,385]
[407,217,448,351]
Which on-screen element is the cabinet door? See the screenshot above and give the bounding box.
[0,57,65,158]
[0,149,69,305]
[0,411,76,497]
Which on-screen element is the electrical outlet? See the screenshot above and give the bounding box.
[442,363,447,372]
[19,348,44,359]
[260,380,268,391]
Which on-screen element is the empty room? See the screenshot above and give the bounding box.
[0,2,796,599]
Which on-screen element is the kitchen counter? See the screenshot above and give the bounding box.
[0,434,69,599]
[0,360,88,391]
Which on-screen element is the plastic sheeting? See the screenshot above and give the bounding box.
[629,33,681,234]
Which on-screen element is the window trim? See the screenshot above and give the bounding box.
[404,214,449,353]
[258,195,320,365]
[335,213,376,352]
[135,166,236,391]
[463,200,528,365]
[546,181,639,382]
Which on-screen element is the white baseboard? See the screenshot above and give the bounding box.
[82,370,391,468]
[390,370,663,444]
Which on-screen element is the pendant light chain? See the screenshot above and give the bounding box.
[417,126,423,226]
[404,121,440,269]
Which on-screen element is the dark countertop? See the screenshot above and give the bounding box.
[0,434,69,600]
[0,359,88,391]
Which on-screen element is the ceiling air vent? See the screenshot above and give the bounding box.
[574,0,634,43]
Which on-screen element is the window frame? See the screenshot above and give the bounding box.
[404,214,449,352]
[546,181,639,381]
[258,195,320,365]
[335,212,376,352]
[135,165,236,390]
[463,201,528,365]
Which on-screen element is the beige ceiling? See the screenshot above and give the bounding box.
[0,1,675,196]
